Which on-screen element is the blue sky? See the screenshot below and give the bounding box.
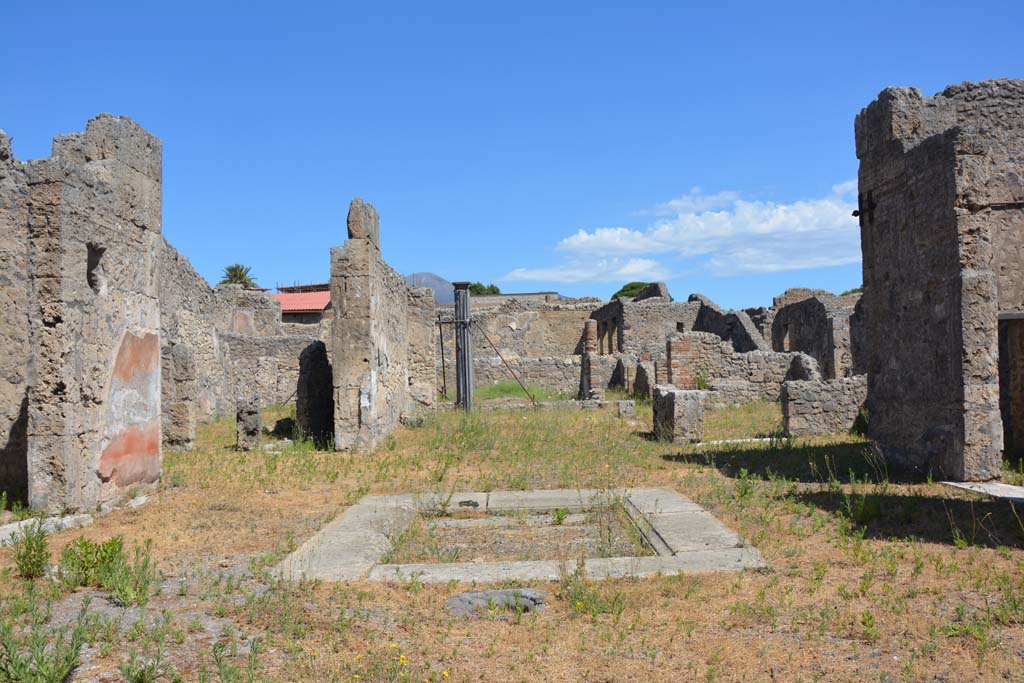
[4,1,1021,308]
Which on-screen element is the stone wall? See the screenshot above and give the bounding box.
[856,79,1023,480]
[435,298,598,394]
[590,291,701,378]
[666,332,809,402]
[219,334,320,406]
[475,356,583,396]
[0,132,30,502]
[689,294,769,353]
[0,115,164,512]
[770,291,861,379]
[331,199,436,451]
[158,238,325,450]
[158,238,232,421]
[781,375,868,436]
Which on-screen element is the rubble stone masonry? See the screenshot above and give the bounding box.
[0,115,164,511]
[856,79,1023,480]
[331,199,435,450]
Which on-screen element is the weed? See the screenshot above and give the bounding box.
[105,540,159,607]
[551,508,569,525]
[860,609,880,641]
[11,519,50,580]
[58,536,158,607]
[559,562,627,623]
[0,590,89,683]
[58,535,125,587]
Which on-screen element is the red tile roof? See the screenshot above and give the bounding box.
[273,290,330,314]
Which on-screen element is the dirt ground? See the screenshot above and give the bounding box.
[2,400,1024,682]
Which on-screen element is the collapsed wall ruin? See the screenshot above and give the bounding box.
[855,79,1024,480]
[1,115,163,512]
[768,289,863,379]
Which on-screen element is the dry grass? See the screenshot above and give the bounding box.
[2,400,1024,682]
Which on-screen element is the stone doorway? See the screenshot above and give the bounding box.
[1000,318,1024,457]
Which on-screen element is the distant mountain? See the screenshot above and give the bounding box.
[405,272,454,304]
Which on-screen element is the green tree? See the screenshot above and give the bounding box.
[219,264,258,288]
[841,286,863,296]
[468,282,500,295]
[611,281,650,300]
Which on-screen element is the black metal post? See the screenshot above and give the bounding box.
[453,282,473,411]
[437,313,448,399]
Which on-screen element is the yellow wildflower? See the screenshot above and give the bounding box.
[390,642,398,649]
[400,654,407,665]
[443,672,450,678]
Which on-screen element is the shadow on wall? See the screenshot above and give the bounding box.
[296,341,334,448]
[0,394,28,504]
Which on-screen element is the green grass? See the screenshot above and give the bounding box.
[475,380,570,402]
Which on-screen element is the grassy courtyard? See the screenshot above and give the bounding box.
[2,401,1024,682]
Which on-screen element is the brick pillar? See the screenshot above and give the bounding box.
[584,319,598,354]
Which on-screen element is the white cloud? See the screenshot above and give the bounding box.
[502,257,673,284]
[503,182,860,282]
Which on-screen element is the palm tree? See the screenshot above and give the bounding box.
[219,264,258,288]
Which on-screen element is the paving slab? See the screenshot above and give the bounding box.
[368,548,764,584]
[644,511,742,553]
[414,492,488,512]
[942,481,1024,503]
[625,488,703,515]
[486,489,607,512]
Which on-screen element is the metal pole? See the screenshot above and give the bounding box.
[437,313,448,399]
[453,282,473,411]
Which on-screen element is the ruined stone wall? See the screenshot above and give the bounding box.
[770,293,860,379]
[689,294,769,353]
[14,115,164,512]
[781,375,867,437]
[219,334,320,407]
[159,235,332,448]
[590,297,702,377]
[331,199,435,451]
[475,357,583,396]
[580,354,621,400]
[666,332,808,402]
[158,238,232,422]
[856,79,1023,480]
[0,133,30,501]
[435,298,598,393]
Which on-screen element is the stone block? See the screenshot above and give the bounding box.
[346,198,380,245]
[653,385,704,443]
[616,400,636,418]
[236,397,261,451]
